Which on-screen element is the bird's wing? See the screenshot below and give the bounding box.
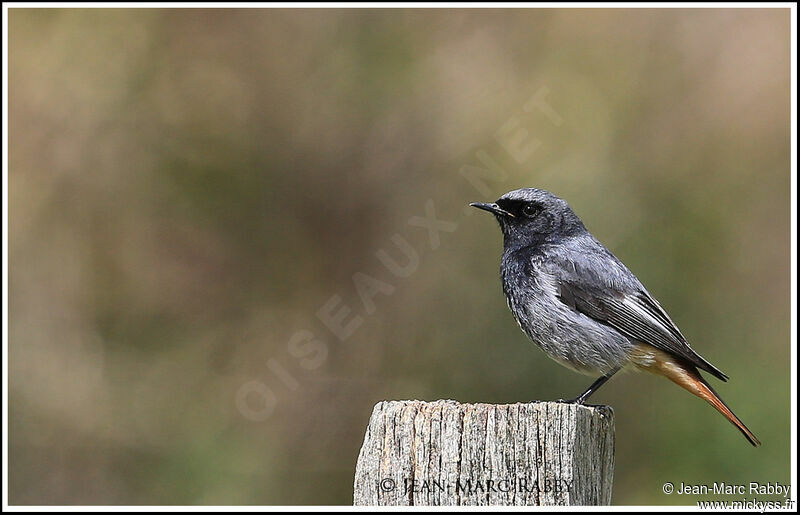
[547,247,729,381]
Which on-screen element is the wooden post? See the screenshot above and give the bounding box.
[353,399,615,506]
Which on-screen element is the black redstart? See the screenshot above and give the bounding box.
[471,187,760,446]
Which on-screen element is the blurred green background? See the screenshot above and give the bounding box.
[8,8,790,506]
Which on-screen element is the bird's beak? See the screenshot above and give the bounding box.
[469,202,514,218]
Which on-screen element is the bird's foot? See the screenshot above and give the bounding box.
[556,396,586,405]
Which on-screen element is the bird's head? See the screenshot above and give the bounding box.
[470,188,586,250]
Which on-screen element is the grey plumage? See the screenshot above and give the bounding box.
[475,187,723,379]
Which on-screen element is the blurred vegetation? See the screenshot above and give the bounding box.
[8,8,790,505]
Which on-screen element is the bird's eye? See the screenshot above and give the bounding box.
[522,204,540,217]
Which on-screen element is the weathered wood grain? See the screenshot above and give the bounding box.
[353,399,614,506]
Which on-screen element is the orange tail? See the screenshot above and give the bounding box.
[631,346,761,446]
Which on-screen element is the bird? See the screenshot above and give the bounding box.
[470,187,760,446]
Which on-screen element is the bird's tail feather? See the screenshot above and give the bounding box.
[631,346,760,446]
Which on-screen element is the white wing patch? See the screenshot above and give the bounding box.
[622,296,675,341]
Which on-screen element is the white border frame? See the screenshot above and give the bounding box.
[2,2,796,511]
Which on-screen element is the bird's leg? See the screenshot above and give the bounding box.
[563,368,620,405]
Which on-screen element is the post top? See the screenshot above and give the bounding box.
[372,398,613,418]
